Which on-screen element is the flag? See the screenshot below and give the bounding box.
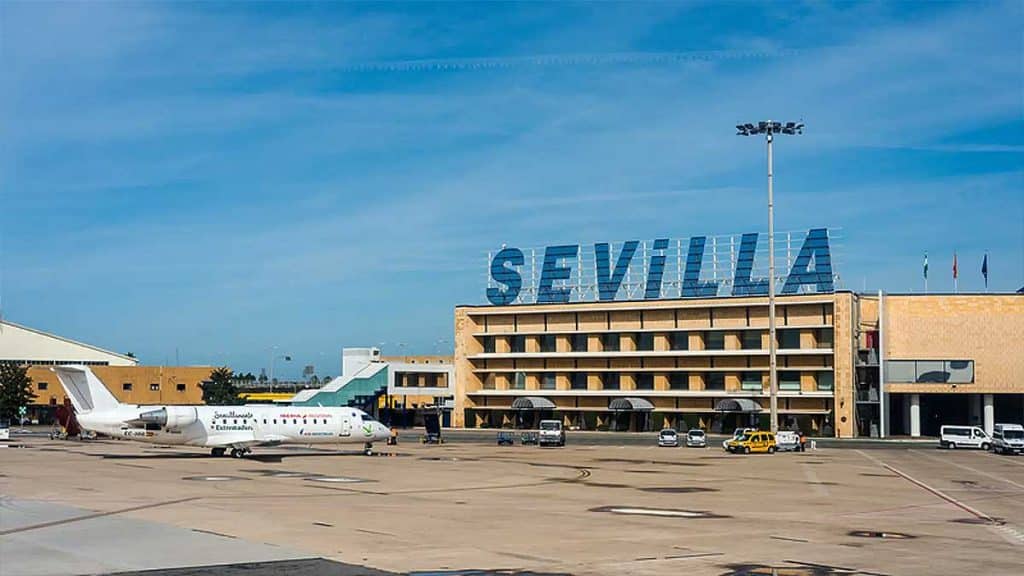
[953,252,958,280]
[982,254,988,288]
[923,253,928,279]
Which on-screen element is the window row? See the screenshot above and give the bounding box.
[885,360,974,384]
[395,373,447,387]
[487,370,834,392]
[119,382,190,392]
[481,329,832,353]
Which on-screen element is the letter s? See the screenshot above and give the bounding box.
[487,248,524,305]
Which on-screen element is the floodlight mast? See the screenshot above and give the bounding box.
[735,120,803,435]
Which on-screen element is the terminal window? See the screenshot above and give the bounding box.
[742,331,763,350]
[779,371,801,391]
[669,372,688,390]
[541,372,556,390]
[670,331,689,351]
[122,382,132,391]
[778,329,801,349]
[482,336,495,354]
[885,360,973,384]
[571,372,587,390]
[741,371,762,391]
[816,371,834,391]
[176,383,186,391]
[571,333,588,352]
[705,332,725,350]
[149,383,159,391]
[510,335,526,353]
[37,382,48,390]
[513,371,526,389]
[602,333,620,352]
[603,372,621,390]
[637,333,655,351]
[705,373,725,390]
[636,373,654,390]
[540,334,556,353]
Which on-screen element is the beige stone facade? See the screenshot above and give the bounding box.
[27,365,212,407]
[454,292,1024,437]
[455,293,848,436]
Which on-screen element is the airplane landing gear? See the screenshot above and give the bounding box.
[230,448,251,458]
[211,447,226,457]
[363,443,374,456]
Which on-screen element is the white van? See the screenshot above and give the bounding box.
[991,423,1024,455]
[939,425,990,450]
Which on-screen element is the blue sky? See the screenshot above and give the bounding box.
[1,1,1021,378]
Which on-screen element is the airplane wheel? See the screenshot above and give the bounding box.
[364,443,373,456]
[211,447,226,457]
[230,449,244,458]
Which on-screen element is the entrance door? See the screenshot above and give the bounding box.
[339,414,351,437]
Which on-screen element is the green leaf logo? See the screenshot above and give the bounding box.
[362,424,373,436]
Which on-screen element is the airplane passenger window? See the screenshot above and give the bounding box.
[293,419,297,424]
[273,419,277,424]
[234,419,238,424]
[263,419,267,424]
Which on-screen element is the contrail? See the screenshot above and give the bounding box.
[335,49,802,73]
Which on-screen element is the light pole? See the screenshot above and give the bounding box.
[269,349,291,393]
[736,120,803,434]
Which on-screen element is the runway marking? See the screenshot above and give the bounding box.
[0,496,200,536]
[802,463,830,497]
[909,449,1024,491]
[856,450,1023,546]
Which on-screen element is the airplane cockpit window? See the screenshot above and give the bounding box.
[361,414,377,422]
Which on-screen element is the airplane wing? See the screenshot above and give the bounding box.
[205,432,287,450]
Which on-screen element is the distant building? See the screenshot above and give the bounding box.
[291,348,454,427]
[1,320,211,424]
[0,320,137,366]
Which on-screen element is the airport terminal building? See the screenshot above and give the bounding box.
[453,229,1024,438]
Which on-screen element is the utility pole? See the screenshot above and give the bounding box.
[737,121,804,434]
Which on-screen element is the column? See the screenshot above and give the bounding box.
[909,394,921,438]
[983,394,994,436]
[902,394,911,436]
[969,394,982,427]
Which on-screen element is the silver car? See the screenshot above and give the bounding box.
[685,429,707,448]
[658,429,679,447]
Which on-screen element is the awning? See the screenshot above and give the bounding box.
[608,397,655,412]
[715,398,763,413]
[511,396,556,410]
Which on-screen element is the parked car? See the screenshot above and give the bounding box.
[939,425,991,450]
[658,429,679,447]
[775,431,803,452]
[538,420,565,447]
[723,427,755,450]
[0,421,9,441]
[726,431,776,454]
[991,423,1024,455]
[520,431,539,445]
[685,429,707,448]
[497,431,515,446]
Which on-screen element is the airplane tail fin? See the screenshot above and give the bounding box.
[52,365,121,414]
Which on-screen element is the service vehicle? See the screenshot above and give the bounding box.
[723,427,754,450]
[685,429,707,448]
[775,430,803,452]
[538,420,565,447]
[658,429,679,447]
[726,430,776,454]
[496,431,515,446]
[939,425,991,450]
[991,423,1024,455]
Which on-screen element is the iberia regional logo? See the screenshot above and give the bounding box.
[362,424,373,436]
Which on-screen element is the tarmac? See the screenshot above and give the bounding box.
[1,433,1022,576]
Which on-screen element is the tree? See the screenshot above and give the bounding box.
[200,367,241,406]
[0,362,37,423]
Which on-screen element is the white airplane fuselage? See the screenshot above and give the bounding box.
[77,404,391,448]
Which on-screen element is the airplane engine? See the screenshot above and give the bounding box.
[136,407,198,430]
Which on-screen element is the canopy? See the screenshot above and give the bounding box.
[511,396,556,410]
[714,398,763,413]
[608,397,655,411]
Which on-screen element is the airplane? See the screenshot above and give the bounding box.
[52,365,392,457]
